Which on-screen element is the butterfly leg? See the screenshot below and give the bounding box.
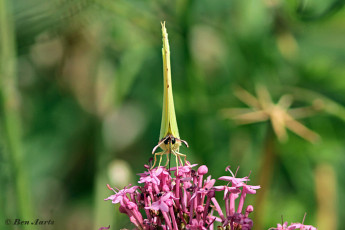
[164,153,170,167]
[172,151,184,174]
[158,151,165,168]
[151,153,158,169]
[151,151,164,169]
[175,153,183,166]
[179,155,183,166]
[175,153,179,175]
[175,152,189,166]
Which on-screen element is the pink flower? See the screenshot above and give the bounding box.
[191,176,217,200]
[169,163,198,174]
[138,167,172,186]
[153,166,170,177]
[186,219,207,230]
[98,226,110,230]
[218,175,249,187]
[145,192,177,212]
[214,185,240,200]
[237,184,260,213]
[138,171,160,185]
[269,222,317,230]
[104,185,138,204]
[197,165,208,175]
[290,223,317,230]
[203,176,216,189]
[105,164,262,229]
[270,221,294,230]
[218,166,250,187]
[242,184,261,194]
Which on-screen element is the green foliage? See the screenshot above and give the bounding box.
[1,0,344,229]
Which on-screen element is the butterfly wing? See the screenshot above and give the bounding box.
[159,22,180,140]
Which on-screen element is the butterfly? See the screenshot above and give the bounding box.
[151,22,188,171]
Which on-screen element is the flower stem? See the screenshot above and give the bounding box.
[162,211,173,230]
[237,192,247,214]
[203,195,211,224]
[169,206,179,230]
[253,127,275,230]
[229,193,236,216]
[0,0,34,223]
[211,197,225,221]
[315,163,337,230]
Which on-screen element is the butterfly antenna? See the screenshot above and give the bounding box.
[169,141,172,175]
[169,152,172,175]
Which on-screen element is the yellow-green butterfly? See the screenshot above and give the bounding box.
[151,22,188,169]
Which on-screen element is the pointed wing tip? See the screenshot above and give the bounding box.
[161,21,167,34]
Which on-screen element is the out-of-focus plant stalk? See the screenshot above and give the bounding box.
[94,125,114,230]
[287,87,345,122]
[253,127,275,230]
[315,163,337,230]
[0,0,34,222]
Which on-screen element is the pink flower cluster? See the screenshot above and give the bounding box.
[104,163,259,230]
[269,221,317,230]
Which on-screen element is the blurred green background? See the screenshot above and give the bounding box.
[1,0,345,229]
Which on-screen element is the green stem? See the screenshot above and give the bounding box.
[287,86,345,122]
[0,0,34,222]
[253,127,275,230]
[93,122,114,229]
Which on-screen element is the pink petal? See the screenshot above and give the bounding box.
[155,167,163,175]
[148,202,160,211]
[104,194,116,201]
[218,176,249,182]
[160,202,169,212]
[213,185,226,191]
[204,179,216,189]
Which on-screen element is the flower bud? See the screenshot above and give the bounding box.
[207,189,215,198]
[197,165,208,175]
[196,205,204,214]
[245,205,254,217]
[144,164,150,169]
[119,205,127,214]
[246,205,254,213]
